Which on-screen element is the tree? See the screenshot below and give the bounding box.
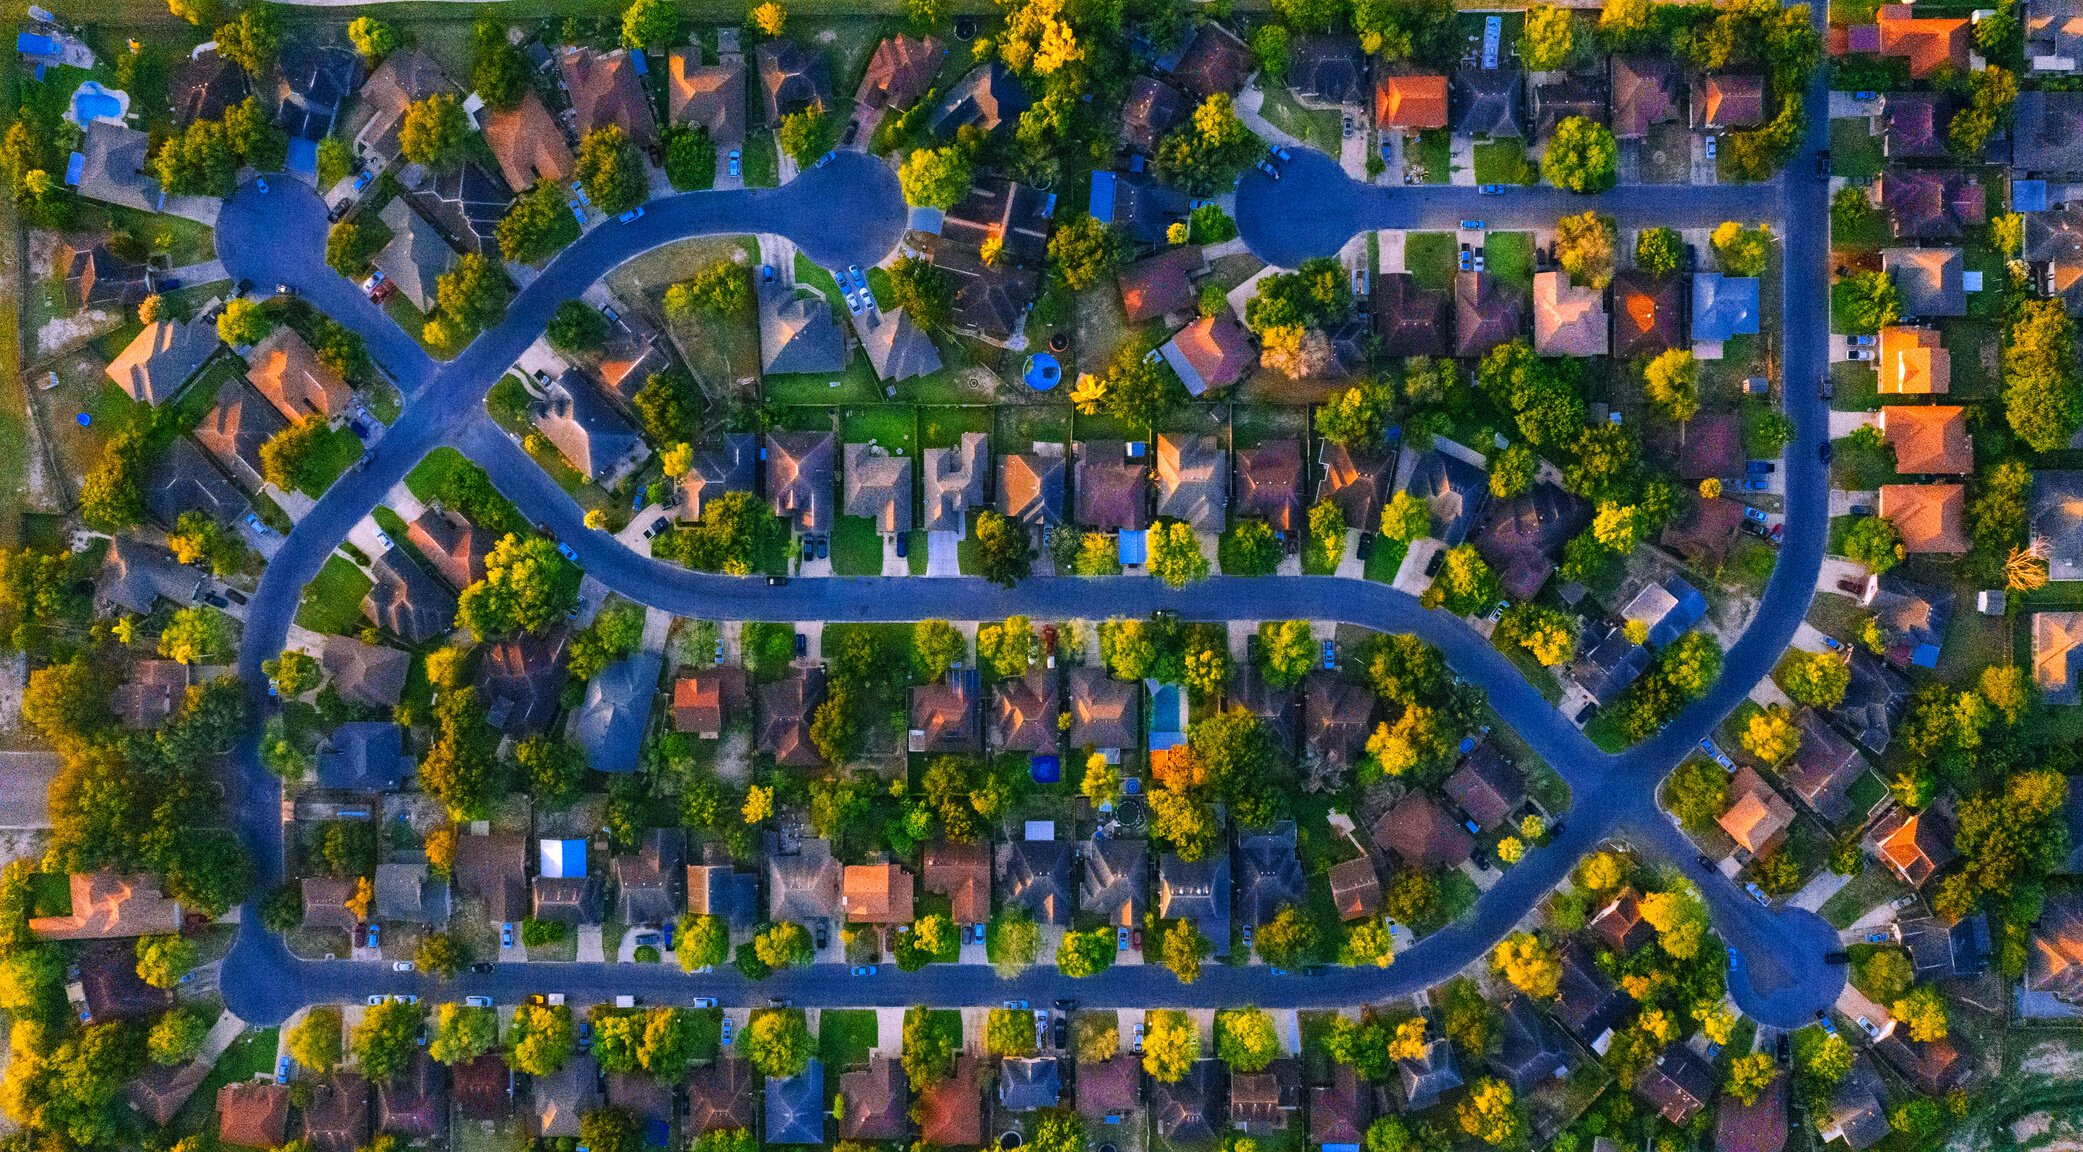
[471,19,530,109]
[148,1005,210,1065]
[1087,339,1185,426]
[1793,1027,1854,1102]
[457,533,581,638]
[1498,604,1575,666]
[1740,706,1800,765]
[887,255,954,332]
[1429,545,1500,615]
[353,999,422,1082]
[631,370,700,446]
[347,16,399,61]
[508,1004,576,1075]
[777,109,835,166]
[1635,227,1686,276]
[414,932,469,978]
[214,4,280,73]
[1553,211,1614,289]
[901,1007,958,1083]
[1539,117,1616,192]
[1490,932,1561,998]
[1048,214,1132,291]
[1147,521,1209,589]
[546,300,610,356]
[1255,906,1317,967]
[158,606,231,665]
[1664,758,1729,830]
[1708,222,1773,278]
[433,252,511,334]
[976,616,1037,680]
[1840,269,1902,332]
[1779,649,1850,708]
[1342,918,1396,968]
[1639,887,1711,959]
[1142,1010,1198,1082]
[499,180,582,265]
[1222,520,1281,576]
[1456,1079,1524,1146]
[1352,0,1460,62]
[1258,620,1316,688]
[1155,94,1263,195]
[400,93,471,169]
[1643,349,1699,421]
[985,1008,1038,1056]
[1889,983,1948,1042]
[258,416,336,496]
[751,921,813,970]
[429,1004,499,1065]
[752,1,787,36]
[672,914,730,972]
[1315,379,1394,447]
[576,125,647,215]
[420,688,500,820]
[1216,1008,1280,1072]
[1518,4,1576,69]
[217,297,270,347]
[289,1008,343,1072]
[2004,299,2083,452]
[621,0,678,48]
[1950,65,2018,156]
[1380,491,1431,544]
[1724,1051,1778,1105]
[1160,919,1210,983]
[1056,928,1115,977]
[1841,514,1905,575]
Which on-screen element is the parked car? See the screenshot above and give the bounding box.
[1321,639,1336,669]
[851,965,878,976]
[721,1017,734,1044]
[694,997,719,1008]
[1821,441,1834,463]
[1816,149,1830,178]
[501,923,515,949]
[1747,460,1776,473]
[1743,478,1769,491]
[895,533,909,558]
[1847,334,1876,347]
[367,925,381,948]
[1254,158,1280,180]
[728,150,741,178]
[255,176,270,194]
[466,995,494,1007]
[1269,145,1292,163]
[1479,184,1504,195]
[1704,135,1717,159]
[1133,1022,1145,1053]
[1743,506,1770,524]
[794,632,807,657]
[1460,219,1484,231]
[392,960,414,972]
[276,1056,292,1083]
[1847,348,1875,361]
[617,207,646,223]
[557,542,580,562]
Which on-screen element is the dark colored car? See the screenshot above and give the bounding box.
[1820,441,1833,463]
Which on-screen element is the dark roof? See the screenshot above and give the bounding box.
[912,675,982,754]
[1076,443,1148,530]
[1833,651,1910,754]
[1370,792,1474,868]
[1635,1045,1714,1125]
[1000,1056,1062,1111]
[1454,272,1525,358]
[1531,72,1606,140]
[530,1052,599,1138]
[1230,1057,1301,1125]
[315,721,407,791]
[1289,36,1368,104]
[453,832,528,923]
[1570,626,1649,706]
[302,1073,371,1152]
[1472,482,1587,601]
[1068,666,1140,749]
[1089,169,1193,247]
[1882,91,1954,159]
[1690,72,1766,129]
[476,628,570,734]
[1398,1037,1461,1111]
[1443,740,1526,829]
[613,828,686,926]
[1402,448,1489,546]
[758,666,827,768]
[1452,66,1523,138]
[765,1062,829,1141]
[1077,1055,1141,1120]
[1612,270,1684,357]
[1609,54,1678,137]
[376,1052,446,1138]
[839,1057,910,1141]
[1234,820,1305,927]
[194,376,286,487]
[1123,76,1187,153]
[998,835,1074,925]
[1372,272,1450,357]
[998,451,1066,527]
[1304,670,1373,767]
[452,1053,513,1121]
[935,177,1051,340]
[1308,1065,1370,1146]
[1171,23,1253,99]
[755,40,832,124]
[930,62,1030,136]
[559,46,658,144]
[363,548,454,644]
[1552,944,1629,1043]
[1234,440,1303,536]
[2014,90,2083,175]
[79,942,172,1020]
[684,433,758,519]
[531,371,645,482]
[570,651,663,774]
[1151,1059,1222,1142]
[171,49,248,124]
[1879,169,1987,239]
[1157,851,1230,942]
[1589,888,1657,955]
[766,431,836,532]
[1785,709,1865,824]
[992,667,1061,754]
[1079,837,1147,928]
[146,437,248,528]
[685,1059,757,1135]
[1489,996,1567,1093]
[1714,1073,1788,1152]
[1318,443,1393,529]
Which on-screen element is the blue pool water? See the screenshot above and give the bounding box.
[74,91,119,121]
[1022,352,1061,391]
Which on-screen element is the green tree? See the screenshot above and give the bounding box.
[400,93,471,169]
[472,19,531,109]
[1380,490,1432,545]
[1635,227,1686,276]
[498,180,582,265]
[1643,349,1699,421]
[1142,1010,1198,1082]
[1428,545,1500,615]
[662,124,717,190]
[217,297,271,347]
[899,144,973,209]
[457,533,581,638]
[1638,886,1710,959]
[576,125,647,215]
[432,252,511,335]
[158,606,232,665]
[985,1008,1038,1056]
[621,0,679,48]
[1055,927,1116,977]
[1255,906,1317,967]
[1314,379,1393,448]
[2004,298,2083,452]
[1497,604,1576,666]
[1664,758,1729,829]
[1552,210,1614,289]
[414,932,470,978]
[1710,222,1774,277]
[546,300,610,356]
[777,109,836,166]
[258,416,336,495]
[288,1008,343,1072]
[1539,116,1616,193]
[1342,918,1396,968]
[1148,521,1210,589]
[429,1004,499,1065]
[1841,515,1905,575]
[1048,214,1132,291]
[508,1004,576,1075]
[675,914,731,971]
[1257,620,1316,688]
[347,16,400,61]
[213,4,280,74]
[1839,269,1902,332]
[1725,1051,1778,1105]
[1779,649,1850,707]
[901,1007,957,1083]
[887,254,954,332]
[1222,519,1281,576]
[148,1005,211,1065]
[1154,93,1263,195]
[1456,1078,1524,1146]
[632,370,700,445]
[971,510,1033,587]
[1215,1008,1280,1072]
[353,999,423,1082]
[1160,919,1210,983]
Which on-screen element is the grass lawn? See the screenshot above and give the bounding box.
[830,515,885,575]
[841,405,917,452]
[1256,84,1342,154]
[295,555,373,635]
[1410,130,1452,184]
[291,423,367,498]
[174,1025,277,1133]
[919,405,991,448]
[1820,863,1908,929]
[817,1007,879,1071]
[1829,434,1896,491]
[1829,361,1881,412]
[1404,232,1457,292]
[741,130,780,189]
[487,373,533,434]
[1484,232,1535,290]
[1828,118,1885,181]
[1472,139,1533,185]
[28,872,71,917]
[1363,537,1409,583]
[1830,279,1884,335]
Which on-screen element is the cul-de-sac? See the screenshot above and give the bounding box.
[1,0,2081,1146]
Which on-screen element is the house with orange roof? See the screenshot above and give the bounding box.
[2033,611,2083,705]
[1878,483,1967,552]
[29,872,183,940]
[1877,406,1971,474]
[1718,765,1796,860]
[1876,326,1949,394]
[1373,70,1449,129]
[841,863,916,924]
[1873,5,1971,78]
[1532,271,1608,357]
[1869,806,1954,887]
[245,327,353,422]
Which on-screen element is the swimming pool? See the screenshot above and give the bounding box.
[66,80,128,126]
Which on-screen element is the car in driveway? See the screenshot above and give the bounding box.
[848,265,867,290]
[276,1056,291,1083]
[1458,246,1473,271]
[1743,477,1769,491]
[1254,158,1280,180]
[720,1017,734,1044]
[1743,506,1770,524]
[728,150,741,178]
[501,923,515,949]
[392,960,414,972]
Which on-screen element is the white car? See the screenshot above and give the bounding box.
[693,997,719,1009]
[392,961,415,972]
[465,996,494,1008]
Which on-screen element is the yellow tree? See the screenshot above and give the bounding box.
[1489,932,1561,998]
[751,2,786,36]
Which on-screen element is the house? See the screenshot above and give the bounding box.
[1815,1057,1891,1152]
[759,281,848,375]
[1882,91,1954,159]
[1876,325,1949,394]
[765,431,838,532]
[1676,409,1744,480]
[1401,447,1488,546]
[685,1060,758,1135]
[559,46,657,145]
[917,1056,983,1146]
[106,313,217,405]
[1878,483,1967,553]
[613,829,685,926]
[532,372,647,484]
[930,62,1030,137]
[1869,805,1955,887]
[686,861,761,932]
[246,327,353,421]
[217,1082,292,1149]
[275,40,364,168]
[1882,247,1967,317]
[1878,405,1971,474]
[195,376,288,489]
[51,240,148,314]
[840,1057,910,1141]
[401,155,511,254]
[842,862,916,925]
[1088,168,1193,247]
[1635,1045,1714,1125]
[532,838,603,925]
[924,840,991,925]
[1528,269,1607,357]
[2025,891,2083,1000]
[768,838,842,927]
[1160,314,1255,396]
[78,943,172,1020]
[1317,443,1394,528]
[1691,273,1761,343]
[1622,577,1707,648]
[992,667,1060,753]
[1372,272,1451,357]
[669,51,747,145]
[1719,765,1796,858]
[1069,667,1140,749]
[920,433,987,533]
[683,433,758,520]
[1077,1054,1140,1122]
[1454,271,1524,358]
[1399,1035,1461,1110]
[113,658,188,730]
[1154,433,1226,531]
[1690,72,1765,129]
[1158,851,1230,944]
[407,509,491,590]
[350,48,454,166]
[483,90,574,192]
[1662,490,1744,568]
[755,40,831,124]
[999,834,1074,924]
[1371,792,1474,869]
[1171,22,1253,99]
[2026,209,2083,314]
[2030,0,2083,69]
[374,860,445,924]
[1878,169,1986,239]
[1452,66,1524,138]
[859,308,942,382]
[1235,821,1305,927]
[759,666,827,768]
[128,1059,214,1128]
[2036,612,2083,705]
[1472,482,1587,601]
[453,832,527,923]
[1232,1059,1301,1128]
[1079,836,1146,928]
[1290,35,1367,105]
[1373,69,1449,130]
[1714,1074,1788,1152]
[1531,73,1605,141]
[1875,1033,1971,1095]
[1120,246,1204,323]
[1000,1057,1062,1111]
[363,549,454,644]
[1233,441,1303,535]
[312,634,410,708]
[1489,996,1567,1092]
[2016,90,2083,175]
[1871,4,1971,78]
[911,675,981,754]
[1443,742,1525,829]
[145,438,247,528]
[170,47,248,125]
[452,1052,512,1123]
[1309,1066,1371,1150]
[29,871,181,941]
[1076,441,1149,532]
[1610,55,1679,138]
[934,177,1052,341]
[1570,625,1650,706]
[315,721,407,791]
[606,1072,673,1141]
[1152,1060,1221,1142]
[1552,943,1628,1045]
[852,36,941,132]
[97,538,201,616]
[1123,76,1188,152]
[1835,651,1910,753]
[300,876,361,932]
[672,667,748,738]
[1611,269,1684,357]
[1589,888,1656,955]
[1305,670,1374,767]
[843,443,913,534]
[477,628,570,733]
[531,1052,600,1138]
[998,451,1066,528]
[70,122,163,215]
[1326,856,1381,921]
[1785,709,1867,824]
[375,1053,447,1139]
[373,196,455,312]
[2035,470,2083,580]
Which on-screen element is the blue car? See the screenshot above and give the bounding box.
[728,149,741,178]
[1460,219,1484,230]
[501,923,514,949]
[617,207,645,223]
[276,1056,291,1084]
[367,924,380,948]
[557,542,580,562]
[255,177,269,194]
[1478,184,1504,195]
[1743,506,1769,524]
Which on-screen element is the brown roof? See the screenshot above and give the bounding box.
[1876,4,1970,77]
[1370,792,1474,868]
[1372,272,1450,357]
[113,658,188,729]
[452,1053,513,1121]
[911,678,980,753]
[993,667,1061,753]
[376,1052,446,1138]
[1161,314,1254,395]
[1879,484,1968,552]
[1715,1074,1788,1152]
[1119,246,1203,323]
[1068,667,1139,749]
[1327,856,1381,921]
[129,1057,211,1126]
[1691,73,1766,129]
[453,832,528,923]
[1075,441,1149,531]
[245,327,352,421]
[1304,670,1374,767]
[1076,1055,1140,1119]
[406,508,491,590]
[1879,169,1987,240]
[668,51,746,145]
[767,431,836,531]
[673,667,748,736]
[303,1074,371,1152]
[29,871,181,940]
[685,1059,757,1135]
[482,89,573,191]
[1123,76,1187,152]
[1454,272,1524,359]
[218,1081,291,1148]
[1785,709,1865,824]
[759,666,827,768]
[1879,406,1971,474]
[1235,440,1303,534]
[1589,888,1657,954]
[1533,270,1608,357]
[923,840,992,923]
[756,39,832,123]
[79,942,172,1019]
[1612,270,1683,357]
[1172,22,1253,99]
[1318,444,1392,528]
[839,1056,910,1140]
[998,451,1065,527]
[842,863,916,924]
[1661,492,1743,567]
[1309,1066,1371,1146]
[1610,55,1678,138]
[917,1056,983,1146]
[1374,71,1448,129]
[1878,326,1950,395]
[559,47,657,145]
[1442,742,1525,829]
[855,36,941,114]
[1873,806,1955,886]
[1678,410,1743,480]
[301,876,362,932]
[1718,764,1796,856]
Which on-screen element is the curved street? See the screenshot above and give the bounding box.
[217,127,1844,1027]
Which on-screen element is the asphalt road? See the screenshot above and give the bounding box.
[212,130,1846,1027]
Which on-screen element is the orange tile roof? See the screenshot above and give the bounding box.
[841,863,916,924]
[1879,483,1968,553]
[1374,72,1448,129]
[1876,5,1971,78]
[1877,326,1950,395]
[1878,406,1971,474]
